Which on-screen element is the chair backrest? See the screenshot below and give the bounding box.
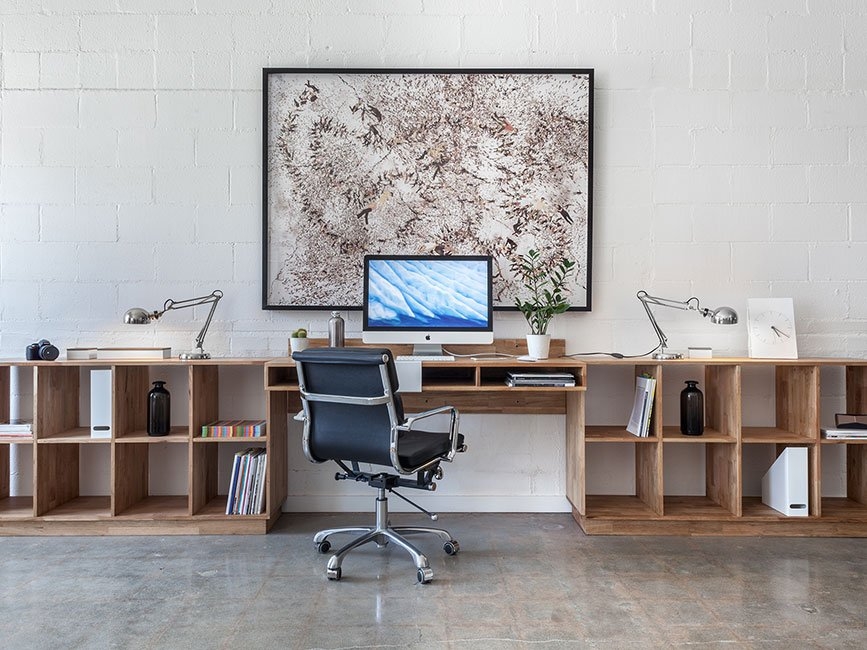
[293,347,404,467]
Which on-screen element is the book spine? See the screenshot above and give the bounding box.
[226,453,242,515]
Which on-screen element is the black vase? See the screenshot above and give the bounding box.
[147,380,171,436]
[680,380,704,436]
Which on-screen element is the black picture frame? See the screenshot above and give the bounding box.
[263,67,594,311]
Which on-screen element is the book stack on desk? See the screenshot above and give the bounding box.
[505,371,576,387]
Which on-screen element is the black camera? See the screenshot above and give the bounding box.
[26,339,59,361]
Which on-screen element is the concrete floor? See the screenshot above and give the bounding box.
[1,512,865,649]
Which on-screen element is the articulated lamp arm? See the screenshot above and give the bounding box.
[636,291,737,360]
[124,290,223,360]
[162,290,223,354]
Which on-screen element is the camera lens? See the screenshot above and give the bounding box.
[39,343,60,361]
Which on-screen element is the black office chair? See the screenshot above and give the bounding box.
[292,347,466,583]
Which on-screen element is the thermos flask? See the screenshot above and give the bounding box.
[328,311,345,347]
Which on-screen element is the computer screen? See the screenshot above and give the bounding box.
[362,255,494,354]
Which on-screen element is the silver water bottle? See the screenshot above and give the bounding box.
[328,311,345,347]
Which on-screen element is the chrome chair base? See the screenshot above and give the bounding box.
[314,487,459,583]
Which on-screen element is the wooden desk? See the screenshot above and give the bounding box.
[270,350,867,537]
[266,340,586,414]
[264,344,587,533]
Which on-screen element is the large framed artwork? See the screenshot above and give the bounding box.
[263,68,593,311]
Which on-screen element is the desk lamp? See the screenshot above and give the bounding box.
[637,290,738,360]
[124,290,223,360]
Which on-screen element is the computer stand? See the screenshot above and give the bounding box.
[411,344,445,356]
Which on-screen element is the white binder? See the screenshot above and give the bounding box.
[90,369,112,439]
[761,447,808,517]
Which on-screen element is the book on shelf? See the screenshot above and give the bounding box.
[822,428,867,440]
[505,371,576,387]
[226,448,267,515]
[66,348,97,360]
[201,419,266,438]
[626,375,656,437]
[95,347,172,360]
[0,419,33,435]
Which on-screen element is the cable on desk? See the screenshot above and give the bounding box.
[442,349,517,359]
[565,344,661,360]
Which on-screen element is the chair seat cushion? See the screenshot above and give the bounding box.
[397,430,462,468]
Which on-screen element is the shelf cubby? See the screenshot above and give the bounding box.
[661,363,740,519]
[740,442,819,519]
[35,441,111,519]
[662,441,740,518]
[113,441,189,517]
[583,441,663,521]
[1,440,33,519]
[193,440,268,519]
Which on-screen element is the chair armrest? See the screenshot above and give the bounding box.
[395,405,462,471]
[397,405,457,432]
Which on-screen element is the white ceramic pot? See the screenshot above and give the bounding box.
[290,337,310,354]
[526,334,551,360]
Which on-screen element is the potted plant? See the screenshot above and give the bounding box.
[512,249,576,359]
[290,327,309,353]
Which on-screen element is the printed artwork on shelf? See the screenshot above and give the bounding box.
[263,68,594,310]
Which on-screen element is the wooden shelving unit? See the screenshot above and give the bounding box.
[0,358,283,535]
[4,344,866,537]
[575,358,867,536]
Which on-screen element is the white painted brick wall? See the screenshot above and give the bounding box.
[2,1,866,510]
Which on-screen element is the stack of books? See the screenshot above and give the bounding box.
[626,375,656,437]
[505,371,576,387]
[226,448,267,515]
[821,428,867,440]
[201,419,266,438]
[67,347,172,360]
[0,420,33,437]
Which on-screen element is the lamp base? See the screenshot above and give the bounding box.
[652,350,684,360]
[179,350,211,360]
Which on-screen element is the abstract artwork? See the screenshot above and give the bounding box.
[263,68,593,310]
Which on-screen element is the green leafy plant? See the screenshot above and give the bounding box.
[512,249,576,335]
[291,328,307,338]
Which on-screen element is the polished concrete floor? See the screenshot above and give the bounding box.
[1,512,866,649]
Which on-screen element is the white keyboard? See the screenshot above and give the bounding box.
[396,355,455,362]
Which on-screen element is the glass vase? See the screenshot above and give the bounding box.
[680,380,704,436]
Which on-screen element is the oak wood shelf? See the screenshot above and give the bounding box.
[0,358,283,535]
[4,348,866,537]
[575,358,867,536]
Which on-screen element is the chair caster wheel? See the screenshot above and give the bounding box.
[443,540,460,556]
[417,567,433,584]
[316,540,331,554]
[327,566,342,581]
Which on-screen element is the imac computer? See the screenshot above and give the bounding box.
[362,254,494,356]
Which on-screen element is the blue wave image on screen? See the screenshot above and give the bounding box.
[368,259,489,329]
